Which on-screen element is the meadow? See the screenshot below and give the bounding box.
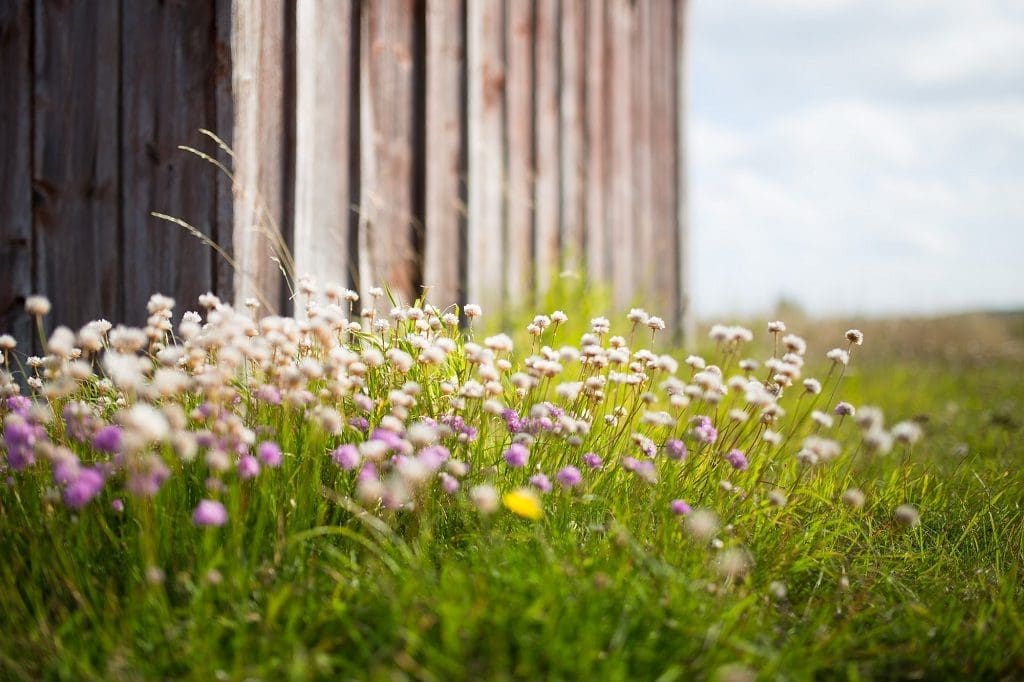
[0,284,1021,680]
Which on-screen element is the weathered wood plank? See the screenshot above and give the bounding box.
[584,0,608,284]
[121,0,218,324]
[32,0,121,332]
[631,0,655,305]
[423,0,465,308]
[466,0,506,312]
[0,0,33,350]
[214,0,235,305]
[358,0,417,304]
[675,0,693,342]
[649,0,678,328]
[294,0,356,298]
[607,0,634,309]
[533,0,560,297]
[231,0,289,312]
[559,0,586,274]
[504,0,534,303]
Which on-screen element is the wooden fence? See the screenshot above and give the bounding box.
[0,0,691,353]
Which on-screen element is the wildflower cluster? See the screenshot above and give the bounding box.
[0,289,922,574]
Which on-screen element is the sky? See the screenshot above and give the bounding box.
[689,0,1024,318]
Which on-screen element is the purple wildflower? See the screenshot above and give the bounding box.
[64,468,104,509]
[3,416,42,470]
[358,461,378,483]
[193,500,228,527]
[635,435,657,458]
[5,396,31,417]
[504,443,529,468]
[417,445,450,471]
[502,409,525,434]
[331,444,361,470]
[665,439,688,461]
[439,472,460,494]
[257,441,282,468]
[112,498,124,513]
[255,384,282,405]
[238,454,260,480]
[670,499,692,515]
[555,466,582,488]
[130,457,171,496]
[582,452,603,470]
[92,425,123,454]
[725,448,749,471]
[348,416,370,432]
[529,473,552,493]
[622,456,640,472]
[693,416,718,444]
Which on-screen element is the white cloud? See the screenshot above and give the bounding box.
[690,0,1024,318]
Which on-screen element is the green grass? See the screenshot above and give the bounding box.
[1,302,1022,680]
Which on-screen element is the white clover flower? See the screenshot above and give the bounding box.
[803,378,822,395]
[627,308,649,324]
[25,295,51,317]
[892,420,923,445]
[894,504,920,528]
[470,484,499,514]
[842,488,866,509]
[826,348,850,366]
[811,410,834,428]
[781,334,806,355]
[646,316,666,332]
[590,317,611,335]
[464,304,482,319]
[684,509,719,541]
[845,329,864,345]
[551,310,568,324]
[767,320,786,333]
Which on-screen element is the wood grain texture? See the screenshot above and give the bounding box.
[533,0,560,297]
[466,0,506,313]
[558,0,586,274]
[358,0,417,304]
[231,0,288,312]
[294,0,356,297]
[121,0,219,324]
[649,0,679,329]
[0,0,33,351]
[607,0,633,309]
[504,0,534,303]
[584,0,608,284]
[32,0,121,333]
[423,0,465,307]
[214,0,236,304]
[631,0,655,306]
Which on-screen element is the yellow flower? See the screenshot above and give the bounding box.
[502,488,543,521]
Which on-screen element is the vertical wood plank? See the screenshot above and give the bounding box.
[607,0,634,310]
[121,0,218,324]
[631,0,655,306]
[359,0,418,304]
[676,0,693,342]
[214,0,236,304]
[533,0,560,297]
[466,0,506,312]
[231,0,288,312]
[0,0,33,350]
[294,0,355,297]
[33,0,121,333]
[583,1,608,284]
[558,0,586,273]
[504,0,534,303]
[423,0,465,307]
[649,0,678,329]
